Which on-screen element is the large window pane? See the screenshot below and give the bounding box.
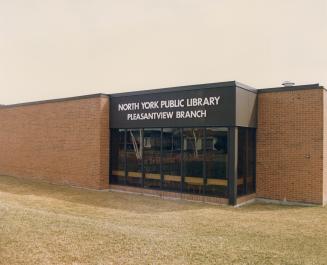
[143,128,161,189]
[110,126,235,200]
[162,128,182,192]
[110,129,125,185]
[237,128,256,195]
[126,129,143,187]
[183,128,204,195]
[205,127,228,197]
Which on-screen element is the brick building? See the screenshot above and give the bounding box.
[0,81,326,206]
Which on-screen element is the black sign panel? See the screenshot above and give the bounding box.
[110,86,236,128]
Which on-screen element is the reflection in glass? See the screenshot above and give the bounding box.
[126,129,143,187]
[183,128,205,194]
[237,128,256,195]
[110,129,125,184]
[143,128,161,189]
[162,128,182,192]
[110,127,244,199]
[205,128,228,197]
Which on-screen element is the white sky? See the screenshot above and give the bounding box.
[0,0,326,104]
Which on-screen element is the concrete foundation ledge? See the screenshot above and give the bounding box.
[109,185,229,205]
[255,197,319,207]
[235,193,257,207]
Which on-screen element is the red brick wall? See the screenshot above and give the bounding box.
[256,88,324,204]
[324,90,327,205]
[0,95,109,189]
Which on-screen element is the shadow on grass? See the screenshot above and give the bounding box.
[0,175,225,214]
[1,175,315,214]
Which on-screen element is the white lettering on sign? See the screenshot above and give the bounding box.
[160,99,185,108]
[141,101,159,110]
[118,96,221,121]
[176,110,207,119]
[127,112,174,120]
[186,96,220,107]
[118,102,140,111]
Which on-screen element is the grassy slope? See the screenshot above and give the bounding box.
[0,175,326,265]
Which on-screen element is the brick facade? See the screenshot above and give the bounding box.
[0,95,109,189]
[256,88,324,204]
[324,90,327,205]
[1,83,327,206]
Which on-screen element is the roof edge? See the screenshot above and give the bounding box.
[258,83,324,93]
[1,81,258,106]
[1,93,108,109]
[109,81,242,98]
[4,82,323,107]
[235,81,257,93]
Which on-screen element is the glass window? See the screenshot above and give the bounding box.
[237,128,256,195]
[143,128,161,189]
[109,126,243,200]
[162,128,182,192]
[183,128,205,195]
[126,129,143,187]
[205,127,228,197]
[110,129,125,185]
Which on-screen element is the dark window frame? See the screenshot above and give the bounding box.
[109,126,256,204]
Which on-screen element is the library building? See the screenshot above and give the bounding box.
[0,81,326,206]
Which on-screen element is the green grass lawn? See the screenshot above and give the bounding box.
[0,175,326,265]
